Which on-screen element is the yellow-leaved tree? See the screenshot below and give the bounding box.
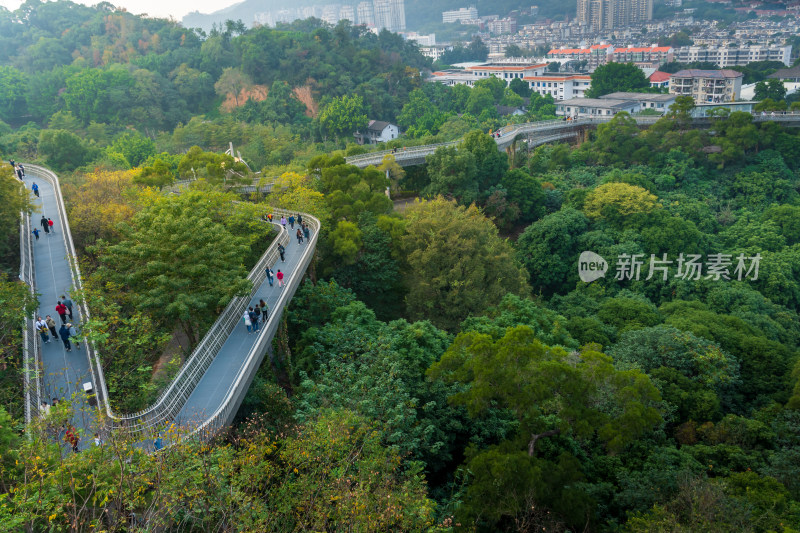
[583,182,659,228]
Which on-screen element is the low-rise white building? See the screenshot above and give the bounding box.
[429,61,547,87]
[354,120,400,144]
[600,92,677,113]
[556,98,640,117]
[524,73,592,100]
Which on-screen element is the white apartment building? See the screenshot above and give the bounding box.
[428,62,547,87]
[339,5,355,22]
[357,1,375,25]
[442,6,478,23]
[374,0,406,31]
[669,69,743,103]
[673,45,792,68]
[525,73,592,100]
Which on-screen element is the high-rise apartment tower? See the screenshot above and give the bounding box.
[577,0,652,30]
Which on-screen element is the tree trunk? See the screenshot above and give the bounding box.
[528,428,561,456]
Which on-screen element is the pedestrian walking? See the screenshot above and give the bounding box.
[55,301,68,324]
[267,213,273,222]
[31,182,39,197]
[48,218,54,232]
[297,214,302,226]
[280,216,287,230]
[41,400,51,417]
[296,228,303,244]
[67,323,80,349]
[41,215,49,234]
[61,295,74,320]
[278,243,285,262]
[64,426,79,453]
[35,317,50,343]
[94,433,103,446]
[303,224,310,241]
[59,324,72,351]
[288,215,295,228]
[45,315,59,340]
[9,159,14,168]
[18,163,24,177]
[253,304,262,326]
[243,309,252,333]
[17,167,23,180]
[277,269,284,288]
[265,267,274,286]
[32,228,39,240]
[259,299,268,319]
[248,306,259,332]
[154,433,163,451]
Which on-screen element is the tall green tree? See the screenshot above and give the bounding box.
[318,94,368,139]
[586,62,650,98]
[400,197,529,330]
[96,190,254,347]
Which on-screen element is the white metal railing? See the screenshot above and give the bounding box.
[19,198,41,426]
[23,164,319,442]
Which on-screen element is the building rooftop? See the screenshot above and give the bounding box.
[522,74,591,81]
[614,46,672,53]
[557,98,635,108]
[467,63,548,71]
[600,92,677,101]
[768,65,800,79]
[649,71,672,82]
[671,69,743,79]
[367,120,391,132]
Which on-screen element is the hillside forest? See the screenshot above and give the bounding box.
[0,1,800,531]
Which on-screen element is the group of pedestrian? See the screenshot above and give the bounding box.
[34,296,79,350]
[243,299,269,334]
[37,215,54,237]
[296,223,311,244]
[10,159,25,180]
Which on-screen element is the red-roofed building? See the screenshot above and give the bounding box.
[611,45,673,67]
[547,44,613,70]
[649,71,671,89]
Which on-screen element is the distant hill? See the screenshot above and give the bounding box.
[182,0,574,33]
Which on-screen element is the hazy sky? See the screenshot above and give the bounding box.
[0,0,230,19]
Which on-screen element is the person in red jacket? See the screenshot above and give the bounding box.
[276,269,284,288]
[55,301,68,324]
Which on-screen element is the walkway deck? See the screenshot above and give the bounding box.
[23,168,313,449]
[23,175,97,436]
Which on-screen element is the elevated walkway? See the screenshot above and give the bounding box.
[22,165,318,447]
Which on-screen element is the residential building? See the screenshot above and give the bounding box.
[357,1,375,26]
[673,45,792,67]
[547,44,614,70]
[419,45,452,61]
[611,45,673,67]
[649,70,671,89]
[556,97,640,117]
[525,73,593,99]
[321,4,341,25]
[669,69,743,102]
[599,92,677,112]
[466,62,548,83]
[576,0,653,31]
[488,18,518,35]
[374,0,405,31]
[442,6,478,23]
[354,120,400,144]
[339,4,355,22]
[768,65,800,83]
[428,61,547,87]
